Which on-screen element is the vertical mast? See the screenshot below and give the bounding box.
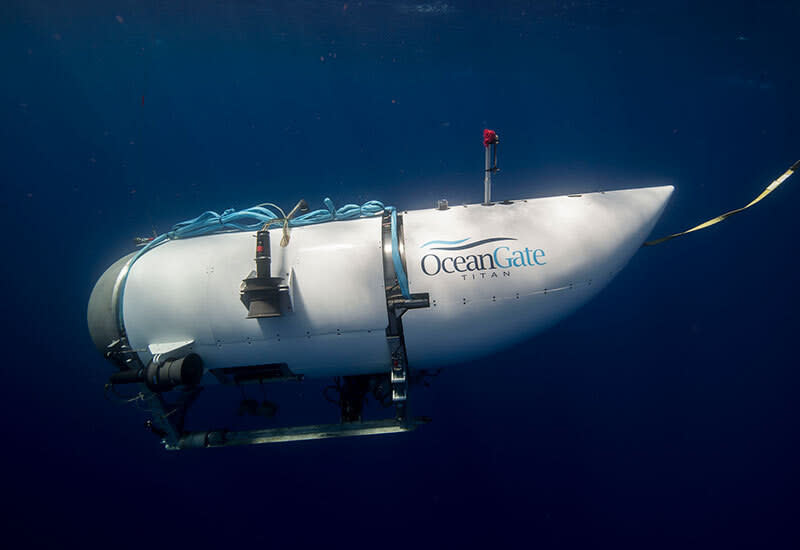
[483,129,499,205]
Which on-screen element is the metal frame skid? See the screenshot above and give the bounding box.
[103,208,432,450]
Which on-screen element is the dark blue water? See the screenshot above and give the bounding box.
[2,1,799,547]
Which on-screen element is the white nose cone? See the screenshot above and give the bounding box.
[400,185,674,367]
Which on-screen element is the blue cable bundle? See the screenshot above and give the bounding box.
[139,197,386,257]
[292,198,386,226]
[160,198,385,241]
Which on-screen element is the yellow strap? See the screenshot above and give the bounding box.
[644,160,799,246]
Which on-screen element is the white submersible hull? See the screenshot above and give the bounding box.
[88,185,673,448]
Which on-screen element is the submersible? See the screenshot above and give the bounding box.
[88,130,674,449]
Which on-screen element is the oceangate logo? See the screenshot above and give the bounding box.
[419,237,546,278]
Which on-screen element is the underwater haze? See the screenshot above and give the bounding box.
[2,1,799,547]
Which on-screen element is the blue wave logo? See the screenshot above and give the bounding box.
[420,237,517,251]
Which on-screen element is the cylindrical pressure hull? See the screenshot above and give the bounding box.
[89,185,673,378]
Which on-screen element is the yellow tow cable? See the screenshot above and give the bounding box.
[644,159,800,246]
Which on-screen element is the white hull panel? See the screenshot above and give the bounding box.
[402,186,673,366]
[123,217,392,376]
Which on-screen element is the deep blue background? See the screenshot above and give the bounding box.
[2,1,799,547]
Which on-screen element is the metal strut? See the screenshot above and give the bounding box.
[175,418,431,449]
[381,210,430,423]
